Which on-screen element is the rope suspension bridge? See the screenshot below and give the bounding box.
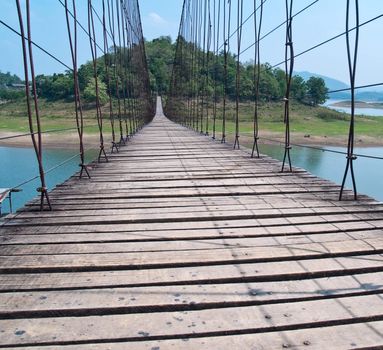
[1,0,383,348]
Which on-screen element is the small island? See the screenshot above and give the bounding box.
[331,100,383,109]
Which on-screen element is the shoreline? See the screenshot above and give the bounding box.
[0,131,103,149]
[1,130,383,149]
[330,101,383,109]
[225,132,383,148]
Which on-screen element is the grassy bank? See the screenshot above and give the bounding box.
[0,99,118,134]
[1,98,383,146]
[205,101,383,146]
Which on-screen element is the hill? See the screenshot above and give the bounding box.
[295,70,383,101]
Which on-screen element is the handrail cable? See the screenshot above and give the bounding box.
[256,136,383,161]
[12,146,100,190]
[0,125,98,142]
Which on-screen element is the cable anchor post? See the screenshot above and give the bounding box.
[98,144,108,163]
[339,154,358,201]
[37,186,52,211]
[79,163,91,179]
[233,134,240,150]
[281,145,292,173]
[251,136,260,158]
[111,141,119,154]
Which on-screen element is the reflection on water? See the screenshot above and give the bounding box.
[259,143,383,202]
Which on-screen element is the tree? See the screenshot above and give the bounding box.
[83,78,108,105]
[0,71,22,86]
[291,75,307,102]
[36,73,73,100]
[145,36,176,95]
[306,76,328,105]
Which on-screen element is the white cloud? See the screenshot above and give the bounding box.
[148,12,168,26]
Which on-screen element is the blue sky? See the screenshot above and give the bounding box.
[1,0,383,88]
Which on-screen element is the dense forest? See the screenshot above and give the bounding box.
[169,36,327,105]
[0,36,327,106]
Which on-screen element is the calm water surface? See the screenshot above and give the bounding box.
[324,99,383,117]
[0,146,97,213]
[1,143,382,214]
[259,143,383,202]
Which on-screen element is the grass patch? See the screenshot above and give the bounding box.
[1,98,383,143]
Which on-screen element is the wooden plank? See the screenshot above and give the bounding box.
[1,294,383,347]
[1,100,383,348]
[9,203,383,220]
[1,254,382,291]
[1,272,382,315]
[16,321,383,349]
[1,230,383,256]
[1,238,382,272]
[3,218,383,238]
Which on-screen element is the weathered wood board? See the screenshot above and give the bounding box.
[1,100,383,349]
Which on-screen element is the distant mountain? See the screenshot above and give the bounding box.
[294,71,349,91]
[294,71,383,101]
[356,91,383,102]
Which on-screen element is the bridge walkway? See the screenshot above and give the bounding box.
[1,99,383,349]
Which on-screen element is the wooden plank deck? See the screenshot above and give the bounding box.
[1,99,383,349]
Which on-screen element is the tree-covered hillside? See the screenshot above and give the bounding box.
[145,36,176,95]
[143,36,328,105]
[0,36,328,106]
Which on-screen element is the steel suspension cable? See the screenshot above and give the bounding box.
[102,0,118,153]
[107,0,124,145]
[0,19,72,71]
[212,0,220,139]
[233,0,243,150]
[64,0,91,179]
[15,0,52,211]
[240,0,319,56]
[200,0,208,134]
[123,0,135,133]
[216,0,267,54]
[87,0,108,163]
[57,0,106,55]
[251,0,263,158]
[116,0,129,141]
[204,0,212,136]
[194,0,199,131]
[221,0,231,144]
[281,0,294,172]
[197,0,203,133]
[339,0,359,200]
[271,12,383,69]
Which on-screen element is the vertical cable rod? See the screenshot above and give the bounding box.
[339,0,359,200]
[281,0,294,172]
